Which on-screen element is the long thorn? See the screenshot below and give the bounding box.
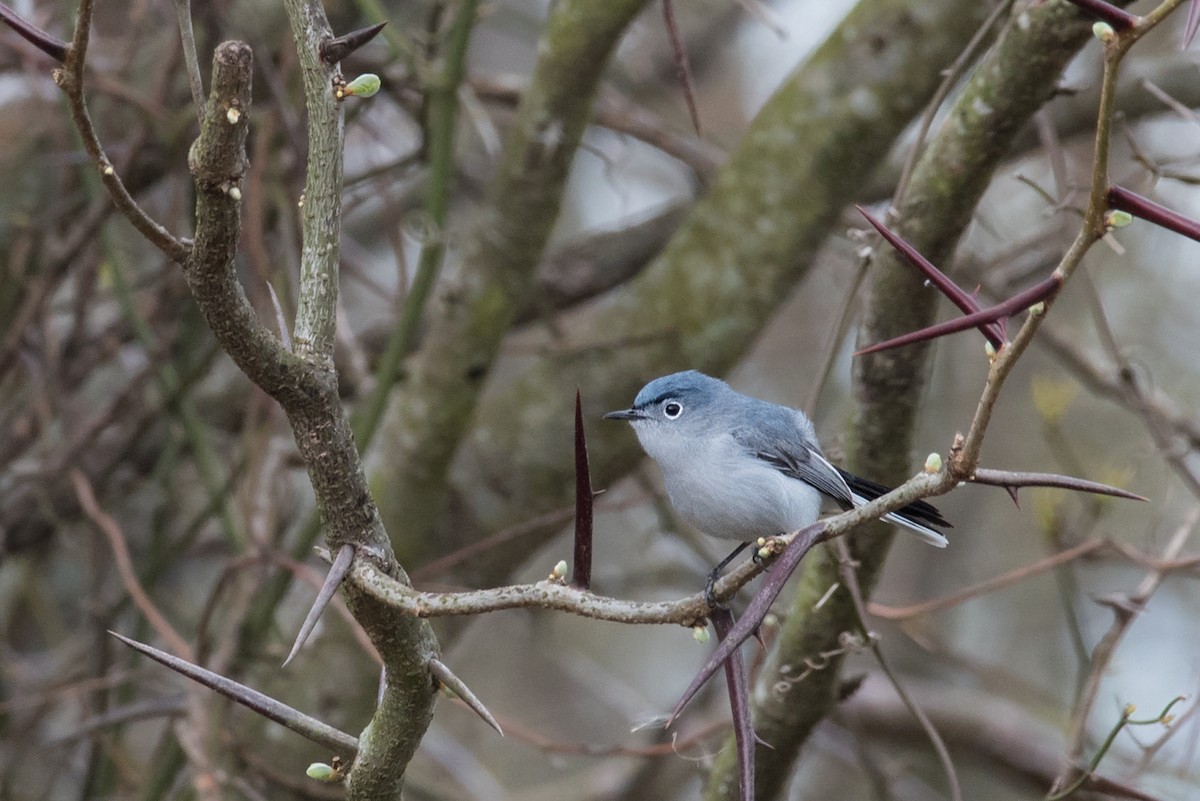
[429,657,503,736]
[712,609,754,801]
[572,389,594,589]
[855,274,1061,356]
[858,205,1005,348]
[670,523,826,725]
[110,631,359,756]
[284,543,354,667]
[970,468,1149,502]
[1184,0,1200,49]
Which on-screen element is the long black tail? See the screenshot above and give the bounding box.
[835,468,953,530]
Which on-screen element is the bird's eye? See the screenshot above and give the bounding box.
[663,401,683,419]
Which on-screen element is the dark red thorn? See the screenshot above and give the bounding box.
[857,206,1006,349]
[571,389,594,590]
[855,274,1061,357]
[670,523,826,726]
[320,20,388,64]
[1107,185,1200,244]
[712,609,754,801]
[0,2,68,63]
[1062,0,1139,30]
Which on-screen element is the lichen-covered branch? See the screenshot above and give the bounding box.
[180,28,439,801]
[284,0,344,365]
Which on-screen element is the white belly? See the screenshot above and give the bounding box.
[651,434,823,540]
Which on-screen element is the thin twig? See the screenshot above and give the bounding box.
[662,0,702,135]
[172,0,206,123]
[869,539,1107,621]
[805,252,869,414]
[352,0,481,449]
[57,0,190,262]
[836,539,962,801]
[1054,505,1200,790]
[70,470,194,660]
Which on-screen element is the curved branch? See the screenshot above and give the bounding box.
[57,0,189,262]
[184,42,313,405]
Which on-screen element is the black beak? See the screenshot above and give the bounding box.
[604,408,644,421]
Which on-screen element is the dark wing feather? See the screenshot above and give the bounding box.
[731,428,854,507]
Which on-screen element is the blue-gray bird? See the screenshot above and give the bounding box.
[604,372,950,565]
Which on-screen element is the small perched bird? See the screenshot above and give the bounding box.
[605,371,950,591]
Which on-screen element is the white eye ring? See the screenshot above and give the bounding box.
[663,401,683,419]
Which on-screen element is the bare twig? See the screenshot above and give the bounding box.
[836,539,962,801]
[56,0,190,262]
[172,0,206,123]
[805,251,869,414]
[841,679,1171,801]
[471,77,723,180]
[892,0,1015,202]
[662,0,702,135]
[869,539,1107,621]
[352,0,480,450]
[1055,502,1199,789]
[71,470,193,660]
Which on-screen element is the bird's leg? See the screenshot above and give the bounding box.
[705,542,751,608]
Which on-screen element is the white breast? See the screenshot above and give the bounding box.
[633,424,823,541]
